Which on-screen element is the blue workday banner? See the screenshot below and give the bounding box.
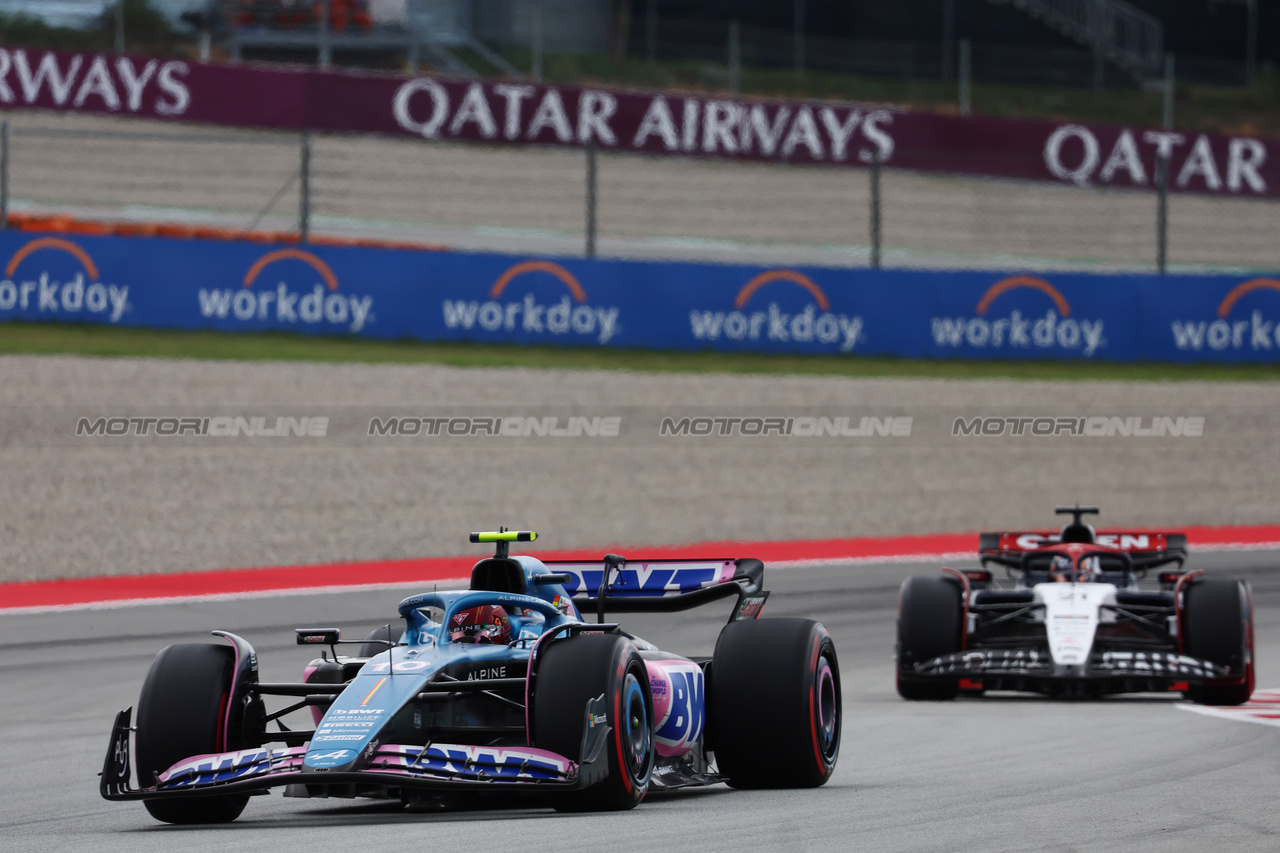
[1,232,1278,363]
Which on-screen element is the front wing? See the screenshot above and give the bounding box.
[903,649,1236,695]
[101,699,612,801]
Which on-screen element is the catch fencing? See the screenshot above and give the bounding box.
[0,109,1276,275]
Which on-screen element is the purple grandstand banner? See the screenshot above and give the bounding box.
[1,47,1276,197]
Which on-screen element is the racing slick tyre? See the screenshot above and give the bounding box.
[1182,579,1255,706]
[359,624,401,658]
[532,634,655,811]
[135,643,249,824]
[896,576,963,701]
[709,618,841,789]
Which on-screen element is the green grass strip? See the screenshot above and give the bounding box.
[2,321,1279,381]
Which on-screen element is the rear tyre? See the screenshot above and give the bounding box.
[532,634,654,811]
[1182,579,1254,706]
[709,618,841,789]
[135,644,249,824]
[896,576,963,701]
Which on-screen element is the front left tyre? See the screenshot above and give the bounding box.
[135,643,249,824]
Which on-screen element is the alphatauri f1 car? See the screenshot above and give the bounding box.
[896,507,1255,704]
[101,531,841,823]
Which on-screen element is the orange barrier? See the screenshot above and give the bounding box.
[111,222,159,237]
[153,223,198,238]
[0,211,449,252]
[64,220,114,236]
[190,225,245,241]
[18,215,75,233]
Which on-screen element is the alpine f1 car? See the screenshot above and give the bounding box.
[100,531,841,824]
[896,507,1255,704]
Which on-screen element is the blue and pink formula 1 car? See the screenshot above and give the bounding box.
[100,531,842,823]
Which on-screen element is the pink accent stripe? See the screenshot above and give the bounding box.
[4,524,1280,612]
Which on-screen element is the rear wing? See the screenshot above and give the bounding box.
[978,531,1187,571]
[543,556,767,623]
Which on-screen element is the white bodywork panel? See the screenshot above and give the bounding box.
[1033,583,1118,666]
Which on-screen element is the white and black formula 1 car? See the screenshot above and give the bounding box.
[100,531,841,823]
[896,507,1255,704]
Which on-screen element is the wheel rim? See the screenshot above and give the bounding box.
[620,671,652,783]
[815,654,840,762]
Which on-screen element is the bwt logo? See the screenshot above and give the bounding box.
[561,566,720,596]
[931,275,1106,357]
[197,249,375,333]
[0,237,131,322]
[159,748,278,787]
[1171,278,1280,352]
[649,663,705,754]
[689,269,863,351]
[401,744,567,780]
[442,260,621,344]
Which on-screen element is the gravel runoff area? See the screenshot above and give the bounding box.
[4,109,1278,271]
[2,353,1278,583]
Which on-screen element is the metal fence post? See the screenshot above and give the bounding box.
[941,0,955,82]
[793,0,805,77]
[300,132,312,242]
[115,1,125,54]
[0,121,9,230]
[318,0,332,69]
[1156,155,1169,274]
[1092,0,1105,93]
[869,153,882,269]
[646,0,657,65]
[585,143,597,259]
[531,0,544,83]
[1247,0,1258,87]
[728,21,741,95]
[959,39,972,117]
[1162,53,1175,130]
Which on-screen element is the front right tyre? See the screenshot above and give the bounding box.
[1182,578,1255,706]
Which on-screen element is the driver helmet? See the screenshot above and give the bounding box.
[449,605,511,644]
[1050,555,1075,582]
[1078,556,1101,582]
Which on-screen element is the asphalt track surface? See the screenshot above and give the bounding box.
[5,549,1280,853]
